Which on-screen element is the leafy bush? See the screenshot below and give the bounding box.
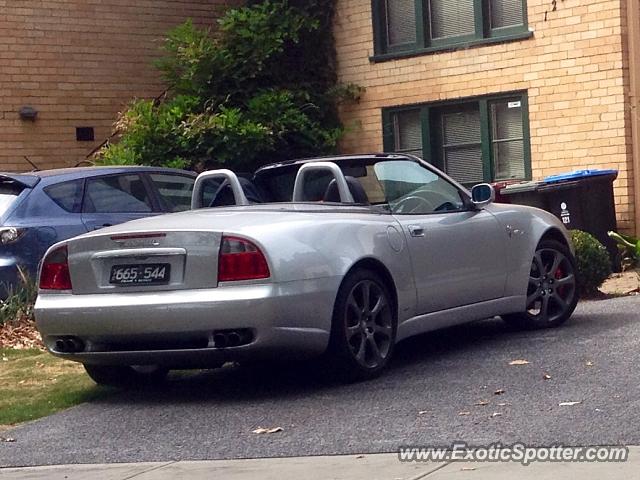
[99,0,359,172]
[0,267,37,325]
[608,231,640,271]
[570,230,612,296]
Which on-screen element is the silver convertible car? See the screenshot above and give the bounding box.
[34,154,578,385]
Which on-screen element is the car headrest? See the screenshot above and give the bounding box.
[210,177,264,207]
[323,176,369,204]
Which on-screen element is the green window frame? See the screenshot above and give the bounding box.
[382,92,532,186]
[372,0,530,60]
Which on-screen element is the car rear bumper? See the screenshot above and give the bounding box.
[34,277,340,367]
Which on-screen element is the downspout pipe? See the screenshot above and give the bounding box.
[627,0,640,235]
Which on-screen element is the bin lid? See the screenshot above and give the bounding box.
[501,181,542,193]
[544,169,618,184]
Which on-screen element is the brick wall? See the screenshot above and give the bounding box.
[0,0,240,173]
[334,0,635,233]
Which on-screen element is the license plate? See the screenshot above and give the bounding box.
[109,263,171,286]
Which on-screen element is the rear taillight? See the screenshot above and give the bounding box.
[39,245,72,290]
[218,235,270,282]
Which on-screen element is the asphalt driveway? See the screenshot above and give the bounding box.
[2,296,639,467]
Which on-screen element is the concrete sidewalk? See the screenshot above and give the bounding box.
[1,448,637,480]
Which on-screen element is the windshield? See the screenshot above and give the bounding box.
[0,182,24,218]
[373,160,466,214]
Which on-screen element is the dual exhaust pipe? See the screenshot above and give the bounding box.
[212,329,251,349]
[54,337,84,353]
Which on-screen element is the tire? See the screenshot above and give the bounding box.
[325,268,397,382]
[503,239,578,330]
[83,364,169,388]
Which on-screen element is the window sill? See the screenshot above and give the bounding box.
[369,31,534,63]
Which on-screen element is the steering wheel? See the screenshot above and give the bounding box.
[433,201,458,212]
[393,195,434,214]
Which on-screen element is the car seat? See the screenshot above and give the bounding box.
[323,176,369,204]
[209,177,264,207]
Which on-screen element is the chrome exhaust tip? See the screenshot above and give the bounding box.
[213,333,228,348]
[55,339,67,352]
[227,332,241,347]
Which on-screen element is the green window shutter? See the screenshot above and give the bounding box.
[385,0,417,46]
[440,109,484,184]
[429,0,475,39]
[491,100,525,180]
[393,110,423,157]
[383,93,530,184]
[489,0,524,29]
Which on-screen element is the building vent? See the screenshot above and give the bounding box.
[76,127,95,142]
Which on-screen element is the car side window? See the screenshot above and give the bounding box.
[149,174,195,212]
[374,160,466,215]
[83,175,153,213]
[44,179,84,213]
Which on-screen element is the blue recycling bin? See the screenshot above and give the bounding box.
[501,169,619,268]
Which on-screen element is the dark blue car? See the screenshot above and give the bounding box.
[0,166,196,299]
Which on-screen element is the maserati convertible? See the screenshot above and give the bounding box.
[34,154,578,385]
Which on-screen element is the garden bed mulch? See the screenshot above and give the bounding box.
[0,316,44,350]
[598,269,640,297]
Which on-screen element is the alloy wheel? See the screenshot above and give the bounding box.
[344,279,393,369]
[526,247,576,323]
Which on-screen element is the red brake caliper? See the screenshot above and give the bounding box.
[555,267,565,296]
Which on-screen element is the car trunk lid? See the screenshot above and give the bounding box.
[63,204,383,294]
[68,230,222,294]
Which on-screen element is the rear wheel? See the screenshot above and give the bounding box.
[503,239,578,329]
[325,269,397,382]
[83,364,169,388]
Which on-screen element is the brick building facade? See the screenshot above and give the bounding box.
[334,0,640,234]
[0,0,239,173]
[3,0,640,233]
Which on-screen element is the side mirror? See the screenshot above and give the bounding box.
[470,183,495,209]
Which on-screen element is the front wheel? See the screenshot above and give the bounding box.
[83,364,169,388]
[325,269,397,382]
[503,239,578,329]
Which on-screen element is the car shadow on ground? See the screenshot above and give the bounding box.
[90,310,633,405]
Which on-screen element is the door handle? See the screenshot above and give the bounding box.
[408,225,425,237]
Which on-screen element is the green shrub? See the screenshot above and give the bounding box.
[570,230,612,296]
[98,0,360,172]
[0,267,37,325]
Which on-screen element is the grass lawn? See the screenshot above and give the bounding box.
[0,348,111,428]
